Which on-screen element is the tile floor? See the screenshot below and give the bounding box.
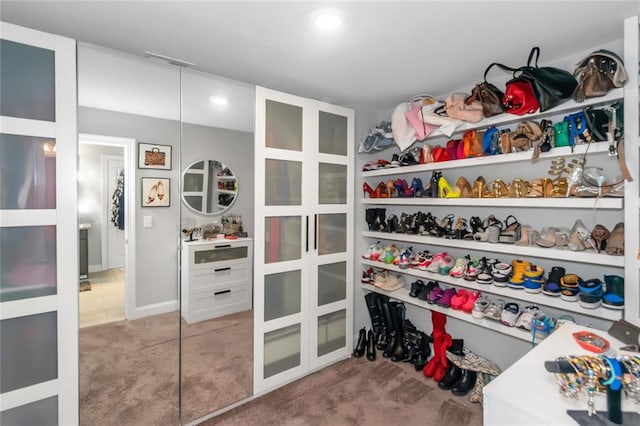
[79,268,125,328]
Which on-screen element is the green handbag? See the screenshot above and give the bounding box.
[554,121,570,147]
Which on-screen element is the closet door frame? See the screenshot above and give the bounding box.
[0,22,78,424]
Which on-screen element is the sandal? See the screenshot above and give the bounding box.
[591,224,611,253]
[568,219,597,251]
[510,178,529,198]
[499,215,521,244]
[535,226,560,248]
[483,299,505,321]
[605,222,624,256]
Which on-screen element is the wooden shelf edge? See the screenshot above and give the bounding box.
[361,231,625,267]
[360,259,622,321]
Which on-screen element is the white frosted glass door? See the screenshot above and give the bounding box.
[0,22,77,424]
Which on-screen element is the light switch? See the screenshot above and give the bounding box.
[143,216,153,228]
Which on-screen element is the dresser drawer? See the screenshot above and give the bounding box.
[190,283,251,317]
[191,263,250,290]
[192,243,248,268]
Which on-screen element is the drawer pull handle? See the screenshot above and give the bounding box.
[214,289,231,296]
[215,267,231,272]
[215,244,232,249]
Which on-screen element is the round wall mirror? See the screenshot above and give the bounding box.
[182,159,237,214]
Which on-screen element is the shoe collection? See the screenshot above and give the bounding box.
[364,208,625,255]
[361,294,477,397]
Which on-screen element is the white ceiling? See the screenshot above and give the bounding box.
[2,1,639,114]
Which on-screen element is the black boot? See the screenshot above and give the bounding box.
[364,293,385,342]
[382,302,399,358]
[378,298,393,351]
[390,303,407,362]
[366,329,376,361]
[376,208,387,232]
[353,327,367,358]
[401,319,419,363]
[412,331,431,371]
[438,364,462,389]
[365,209,377,231]
[451,370,477,396]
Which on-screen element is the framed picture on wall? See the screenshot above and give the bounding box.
[138,142,172,170]
[142,177,170,207]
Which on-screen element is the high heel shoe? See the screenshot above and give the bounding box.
[491,179,510,198]
[568,219,596,251]
[430,171,442,198]
[472,176,493,198]
[605,222,624,255]
[515,225,531,246]
[147,184,158,204]
[375,181,389,198]
[395,179,414,197]
[591,224,611,253]
[157,180,165,200]
[438,176,461,198]
[454,176,473,198]
[363,182,377,198]
[510,178,529,198]
[387,179,399,197]
[410,177,425,197]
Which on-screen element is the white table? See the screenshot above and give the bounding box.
[483,322,640,425]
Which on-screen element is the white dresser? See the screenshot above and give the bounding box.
[181,238,253,323]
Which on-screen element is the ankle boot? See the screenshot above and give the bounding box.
[390,303,407,362]
[365,209,377,231]
[451,369,477,396]
[376,208,387,232]
[353,327,367,358]
[366,329,376,361]
[438,362,462,389]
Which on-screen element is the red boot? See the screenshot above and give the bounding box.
[433,333,453,382]
[423,312,448,378]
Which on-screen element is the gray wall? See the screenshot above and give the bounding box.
[182,123,254,237]
[78,143,124,269]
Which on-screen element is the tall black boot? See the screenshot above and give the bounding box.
[439,339,465,390]
[412,331,431,371]
[365,209,377,231]
[401,319,419,363]
[378,297,393,351]
[366,329,376,361]
[353,327,367,358]
[390,302,407,362]
[381,302,396,357]
[364,293,385,343]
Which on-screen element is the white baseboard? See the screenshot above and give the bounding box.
[88,264,103,273]
[131,300,178,320]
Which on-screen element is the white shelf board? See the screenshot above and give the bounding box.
[361,259,621,321]
[363,142,610,178]
[218,189,237,194]
[360,284,534,342]
[361,196,622,210]
[217,175,236,179]
[362,231,625,267]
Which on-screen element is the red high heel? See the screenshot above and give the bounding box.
[363,182,377,198]
[375,181,389,198]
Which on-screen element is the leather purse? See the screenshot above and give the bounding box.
[444,93,485,123]
[503,77,539,115]
[573,50,629,102]
[446,139,460,160]
[470,63,506,117]
[554,121,570,147]
[432,145,449,162]
[515,47,577,112]
[482,127,501,155]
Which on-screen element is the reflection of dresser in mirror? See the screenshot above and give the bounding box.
[181,238,253,323]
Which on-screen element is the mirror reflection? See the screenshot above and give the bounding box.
[182,159,238,215]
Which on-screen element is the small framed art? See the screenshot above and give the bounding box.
[142,177,170,207]
[138,142,172,170]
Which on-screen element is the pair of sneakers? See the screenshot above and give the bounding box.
[373,271,404,292]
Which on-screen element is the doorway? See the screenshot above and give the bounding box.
[78,133,136,326]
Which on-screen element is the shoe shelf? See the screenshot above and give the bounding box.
[218,189,237,194]
[361,197,622,210]
[361,259,622,321]
[360,283,535,343]
[361,231,625,267]
[362,142,611,178]
[217,175,236,180]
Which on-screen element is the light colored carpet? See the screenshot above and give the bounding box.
[79,309,253,425]
[201,356,483,426]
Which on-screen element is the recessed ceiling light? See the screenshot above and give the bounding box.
[312,8,343,31]
[209,96,229,106]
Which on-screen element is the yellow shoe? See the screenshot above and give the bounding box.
[438,176,461,198]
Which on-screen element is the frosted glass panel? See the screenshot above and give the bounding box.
[265,100,302,151]
[265,159,302,206]
[1,226,57,302]
[0,396,58,426]
[0,134,56,209]
[318,262,346,306]
[318,309,346,357]
[318,163,347,204]
[264,270,301,321]
[264,324,300,379]
[317,213,346,255]
[264,216,301,263]
[1,312,57,393]
[1,39,55,121]
[318,111,347,156]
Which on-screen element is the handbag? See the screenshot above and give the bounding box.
[503,77,539,115]
[443,93,485,123]
[554,121,570,147]
[470,64,506,117]
[432,145,449,162]
[446,139,461,160]
[564,112,588,146]
[515,47,578,112]
[573,50,628,102]
[144,147,166,166]
[404,95,438,140]
[482,127,501,155]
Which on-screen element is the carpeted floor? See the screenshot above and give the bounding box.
[79,309,253,425]
[201,356,483,426]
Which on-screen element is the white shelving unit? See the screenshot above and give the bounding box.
[362,196,622,209]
